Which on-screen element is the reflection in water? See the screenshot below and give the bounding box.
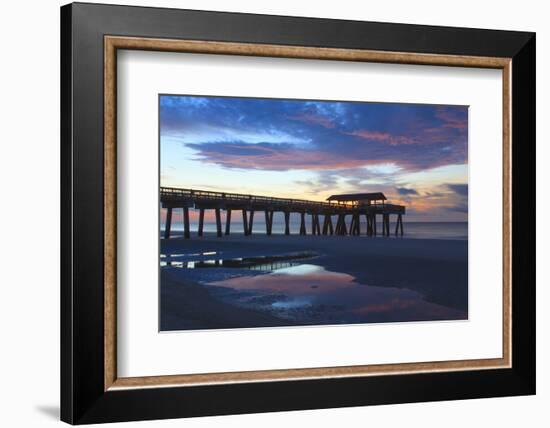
[207,264,466,325]
[160,252,317,271]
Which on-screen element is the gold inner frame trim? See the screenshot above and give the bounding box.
[104,35,512,391]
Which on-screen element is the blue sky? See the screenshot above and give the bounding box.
[160,95,468,221]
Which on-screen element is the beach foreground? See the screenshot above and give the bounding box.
[160,234,467,331]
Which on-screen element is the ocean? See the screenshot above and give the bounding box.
[161,221,468,241]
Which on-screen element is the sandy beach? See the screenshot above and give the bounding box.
[160,233,468,331]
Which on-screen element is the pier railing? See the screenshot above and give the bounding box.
[160,186,347,211]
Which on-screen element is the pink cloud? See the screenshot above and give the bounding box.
[348,130,417,145]
[288,112,335,129]
[193,144,399,171]
[435,107,468,130]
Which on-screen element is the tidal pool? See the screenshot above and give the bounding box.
[206,264,466,325]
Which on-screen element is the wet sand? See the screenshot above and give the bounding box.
[161,268,288,330]
[160,234,467,331]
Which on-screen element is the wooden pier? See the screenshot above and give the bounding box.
[160,187,405,239]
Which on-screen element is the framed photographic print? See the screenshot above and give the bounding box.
[60,2,536,424]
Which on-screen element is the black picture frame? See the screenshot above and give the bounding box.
[61,2,535,424]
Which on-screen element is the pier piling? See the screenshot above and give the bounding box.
[248,210,255,235]
[225,209,232,235]
[198,209,204,237]
[215,208,222,237]
[242,209,248,236]
[160,188,405,239]
[164,207,172,239]
[284,212,290,235]
[183,207,190,239]
[265,210,274,235]
[395,213,404,236]
[300,212,306,235]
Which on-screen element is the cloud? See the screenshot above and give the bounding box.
[423,191,447,198]
[447,183,468,196]
[348,130,417,145]
[186,141,383,171]
[445,203,468,213]
[288,112,335,128]
[396,187,419,196]
[436,106,468,130]
[349,123,465,148]
[161,95,468,174]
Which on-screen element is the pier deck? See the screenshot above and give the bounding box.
[160,187,405,238]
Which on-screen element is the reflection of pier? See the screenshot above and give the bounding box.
[160,187,405,239]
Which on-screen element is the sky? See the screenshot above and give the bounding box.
[160,95,468,222]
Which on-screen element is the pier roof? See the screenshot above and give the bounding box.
[326,192,387,202]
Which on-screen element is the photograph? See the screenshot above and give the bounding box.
[159,95,469,331]
[54,1,536,425]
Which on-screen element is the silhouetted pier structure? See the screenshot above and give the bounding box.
[160,187,405,239]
